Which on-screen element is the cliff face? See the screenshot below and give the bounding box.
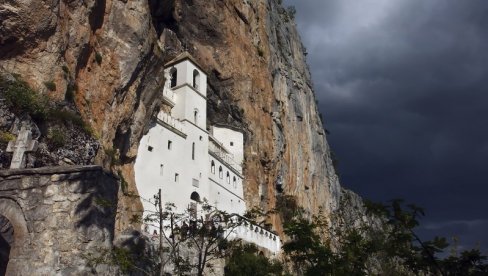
[0,0,342,234]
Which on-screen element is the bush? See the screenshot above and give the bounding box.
[65,83,76,102]
[95,52,103,65]
[44,81,57,91]
[0,131,15,144]
[1,75,50,121]
[225,244,284,276]
[47,127,66,148]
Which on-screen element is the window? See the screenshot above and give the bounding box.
[199,136,203,141]
[230,142,234,146]
[175,173,179,182]
[193,69,200,90]
[211,160,215,174]
[170,68,177,87]
[160,164,164,176]
[168,140,172,150]
[219,166,223,179]
[233,176,237,188]
[148,145,153,151]
[226,172,230,184]
[192,178,199,187]
[192,142,195,160]
[194,109,198,124]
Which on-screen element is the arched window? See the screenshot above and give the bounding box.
[219,166,223,179]
[170,68,177,88]
[211,160,215,174]
[233,176,237,188]
[193,69,200,90]
[190,191,201,202]
[192,142,195,160]
[194,109,198,124]
[226,172,230,184]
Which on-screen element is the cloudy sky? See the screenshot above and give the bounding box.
[283,0,488,253]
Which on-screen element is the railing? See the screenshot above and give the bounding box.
[208,136,241,172]
[225,215,282,254]
[162,85,176,106]
[157,112,185,134]
[141,214,282,254]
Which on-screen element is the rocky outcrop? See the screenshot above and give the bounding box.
[0,166,118,275]
[154,0,342,231]
[1,0,345,237]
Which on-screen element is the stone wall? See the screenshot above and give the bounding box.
[0,166,118,275]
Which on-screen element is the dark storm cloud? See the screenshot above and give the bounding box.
[284,0,488,252]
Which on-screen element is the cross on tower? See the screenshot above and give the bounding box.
[6,123,38,169]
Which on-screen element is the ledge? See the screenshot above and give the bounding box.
[0,165,104,177]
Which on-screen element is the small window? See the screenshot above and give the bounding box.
[175,173,179,182]
[230,142,234,146]
[160,164,164,176]
[233,176,237,188]
[192,142,195,160]
[170,68,177,88]
[168,140,172,150]
[226,172,230,184]
[194,109,198,124]
[148,146,153,151]
[211,160,215,174]
[192,178,199,187]
[219,166,223,179]
[193,69,200,90]
[199,136,203,141]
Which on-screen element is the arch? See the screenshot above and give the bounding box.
[219,166,223,179]
[233,176,237,188]
[190,192,201,202]
[0,198,28,275]
[211,160,215,174]
[170,68,177,88]
[226,172,230,184]
[193,69,200,90]
[0,215,12,276]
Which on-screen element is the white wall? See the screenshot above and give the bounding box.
[135,114,210,234]
[212,127,244,166]
[208,155,246,215]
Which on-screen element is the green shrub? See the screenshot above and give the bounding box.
[65,83,76,102]
[44,81,57,91]
[95,52,103,65]
[1,76,50,121]
[0,131,16,144]
[61,65,69,74]
[48,127,66,148]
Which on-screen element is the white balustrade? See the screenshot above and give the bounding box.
[157,112,185,134]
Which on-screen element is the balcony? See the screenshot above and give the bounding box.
[157,112,186,137]
[162,85,176,107]
[225,215,282,254]
[208,136,242,173]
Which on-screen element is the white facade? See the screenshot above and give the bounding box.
[134,53,281,253]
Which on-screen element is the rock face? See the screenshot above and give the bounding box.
[0,0,344,236]
[153,0,342,230]
[0,166,118,275]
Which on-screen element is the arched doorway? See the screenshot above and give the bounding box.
[0,199,28,276]
[0,215,13,276]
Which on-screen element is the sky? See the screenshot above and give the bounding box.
[283,0,488,254]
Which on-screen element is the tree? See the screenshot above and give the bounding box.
[224,243,284,276]
[142,190,244,276]
[280,195,488,276]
